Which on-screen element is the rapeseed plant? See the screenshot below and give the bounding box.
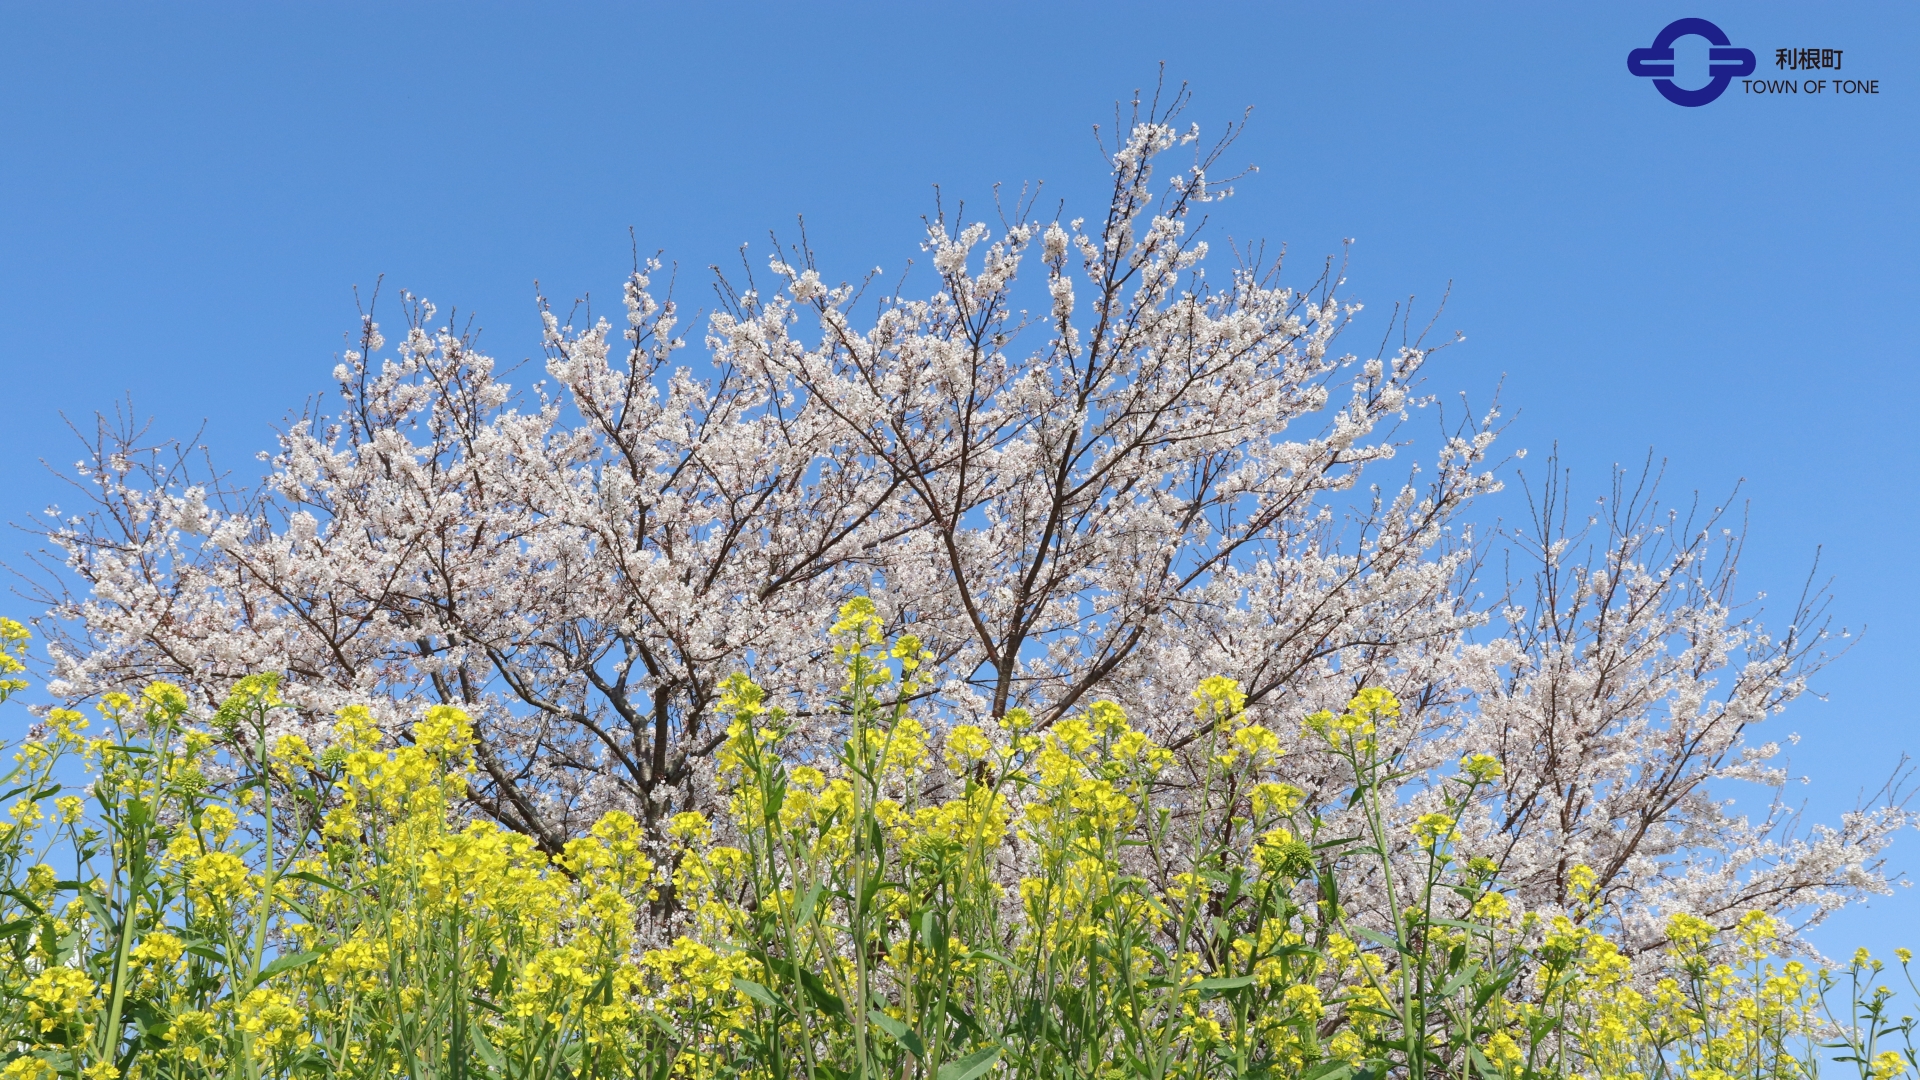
[0,608,1911,1080]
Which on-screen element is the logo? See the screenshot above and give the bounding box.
[1627,18,1757,106]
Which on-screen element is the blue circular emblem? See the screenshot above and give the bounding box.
[1627,18,1757,106]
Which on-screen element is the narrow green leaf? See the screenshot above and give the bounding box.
[944,999,982,1039]
[732,978,781,1010]
[936,1044,1002,1080]
[797,966,846,1018]
[73,888,116,938]
[1350,926,1406,954]
[255,949,324,983]
[1438,960,1481,998]
[1461,1044,1494,1080]
[488,955,513,999]
[471,1025,506,1072]
[1192,975,1257,992]
[280,870,350,896]
[1298,1062,1353,1080]
[963,948,1014,970]
[867,1010,924,1060]
[868,1009,908,1040]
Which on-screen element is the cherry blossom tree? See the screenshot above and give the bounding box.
[21,84,1905,942]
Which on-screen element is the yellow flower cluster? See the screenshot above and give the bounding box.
[1303,684,1400,753]
[22,967,98,1037]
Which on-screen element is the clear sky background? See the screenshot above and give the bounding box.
[2,2,1914,958]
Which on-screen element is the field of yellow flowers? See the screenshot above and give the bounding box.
[0,604,1913,1080]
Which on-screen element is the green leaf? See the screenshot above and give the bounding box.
[936,1044,1002,1080]
[1192,975,1257,992]
[963,947,1014,970]
[796,883,824,925]
[255,949,324,984]
[590,967,615,1006]
[1438,960,1482,998]
[857,869,887,919]
[488,955,513,999]
[867,1010,925,1060]
[766,958,844,1018]
[732,978,781,1010]
[1298,1062,1354,1080]
[280,870,350,896]
[867,1009,907,1039]
[1466,1044,1504,1080]
[1318,861,1342,914]
[72,888,117,939]
[0,891,46,917]
[1350,926,1406,954]
[471,1025,507,1073]
[944,999,982,1039]
[797,966,846,1018]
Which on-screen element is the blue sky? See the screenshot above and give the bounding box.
[2,2,1915,956]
